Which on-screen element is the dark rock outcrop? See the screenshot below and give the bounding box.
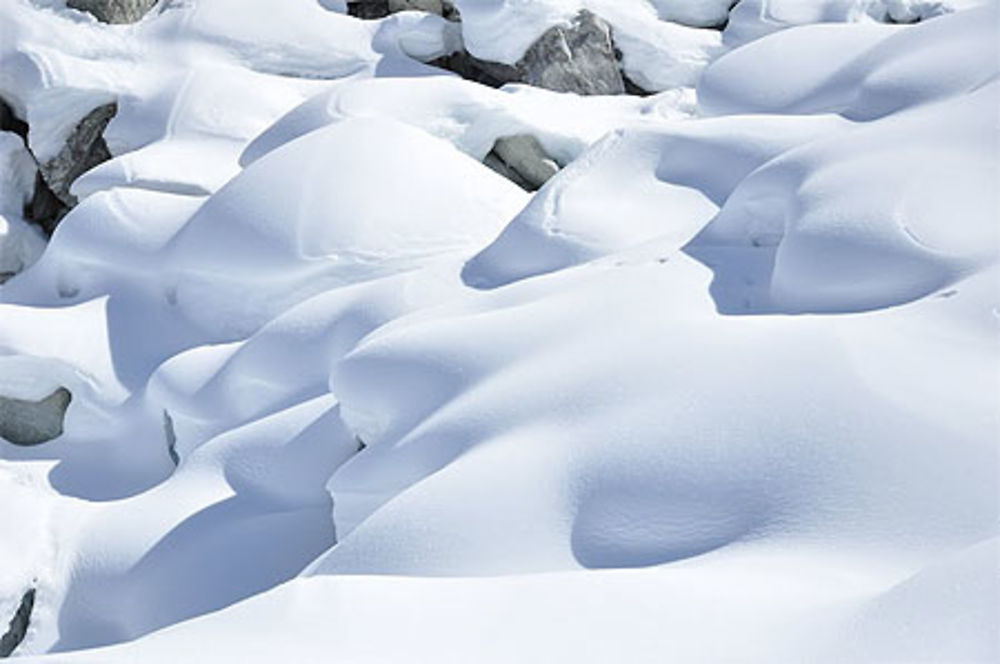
[622,74,654,97]
[26,174,67,236]
[431,10,625,96]
[484,134,560,191]
[163,409,179,467]
[427,50,519,88]
[27,102,116,235]
[0,98,28,142]
[2,94,116,235]
[347,0,389,18]
[0,388,72,446]
[0,588,34,657]
[67,0,159,24]
[35,103,116,209]
[517,10,624,95]
[348,0,459,20]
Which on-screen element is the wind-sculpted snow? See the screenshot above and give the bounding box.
[463,113,852,287]
[0,0,997,661]
[691,81,999,313]
[164,116,526,339]
[702,5,1000,118]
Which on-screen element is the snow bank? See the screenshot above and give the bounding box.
[464,113,851,287]
[701,4,999,118]
[163,116,526,338]
[0,0,996,661]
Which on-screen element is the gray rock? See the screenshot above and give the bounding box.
[485,134,560,191]
[26,172,67,236]
[440,0,459,21]
[427,50,519,87]
[0,588,34,657]
[431,10,625,96]
[347,0,389,18]
[36,103,115,208]
[483,151,534,191]
[67,0,159,23]
[348,0,458,19]
[516,10,624,95]
[0,97,28,142]
[163,409,179,466]
[29,102,116,235]
[0,388,72,446]
[389,0,443,14]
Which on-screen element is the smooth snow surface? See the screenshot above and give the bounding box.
[0,0,997,662]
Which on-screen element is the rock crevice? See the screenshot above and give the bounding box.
[0,588,35,658]
[1,95,117,236]
[29,102,116,235]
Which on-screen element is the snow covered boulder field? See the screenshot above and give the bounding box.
[0,0,997,661]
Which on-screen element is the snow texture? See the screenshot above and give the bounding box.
[0,0,996,661]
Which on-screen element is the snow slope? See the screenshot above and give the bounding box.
[0,0,997,661]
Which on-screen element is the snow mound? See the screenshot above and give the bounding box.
[701,4,999,118]
[689,81,999,313]
[0,0,996,661]
[464,113,851,288]
[163,116,526,338]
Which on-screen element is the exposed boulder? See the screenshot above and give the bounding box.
[0,388,72,446]
[36,102,116,209]
[66,0,159,24]
[484,134,560,191]
[347,0,389,18]
[430,10,625,95]
[427,50,519,88]
[0,588,34,657]
[0,99,28,142]
[347,0,459,20]
[518,10,624,95]
[27,102,116,235]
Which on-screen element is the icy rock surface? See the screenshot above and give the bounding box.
[0,0,997,662]
[66,0,159,24]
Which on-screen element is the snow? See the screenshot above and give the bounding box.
[0,0,997,661]
[452,0,724,89]
[0,133,44,277]
[463,112,852,288]
[723,0,997,45]
[702,5,1000,118]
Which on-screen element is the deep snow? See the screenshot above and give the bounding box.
[0,0,997,661]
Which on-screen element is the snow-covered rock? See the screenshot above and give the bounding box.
[485,133,561,190]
